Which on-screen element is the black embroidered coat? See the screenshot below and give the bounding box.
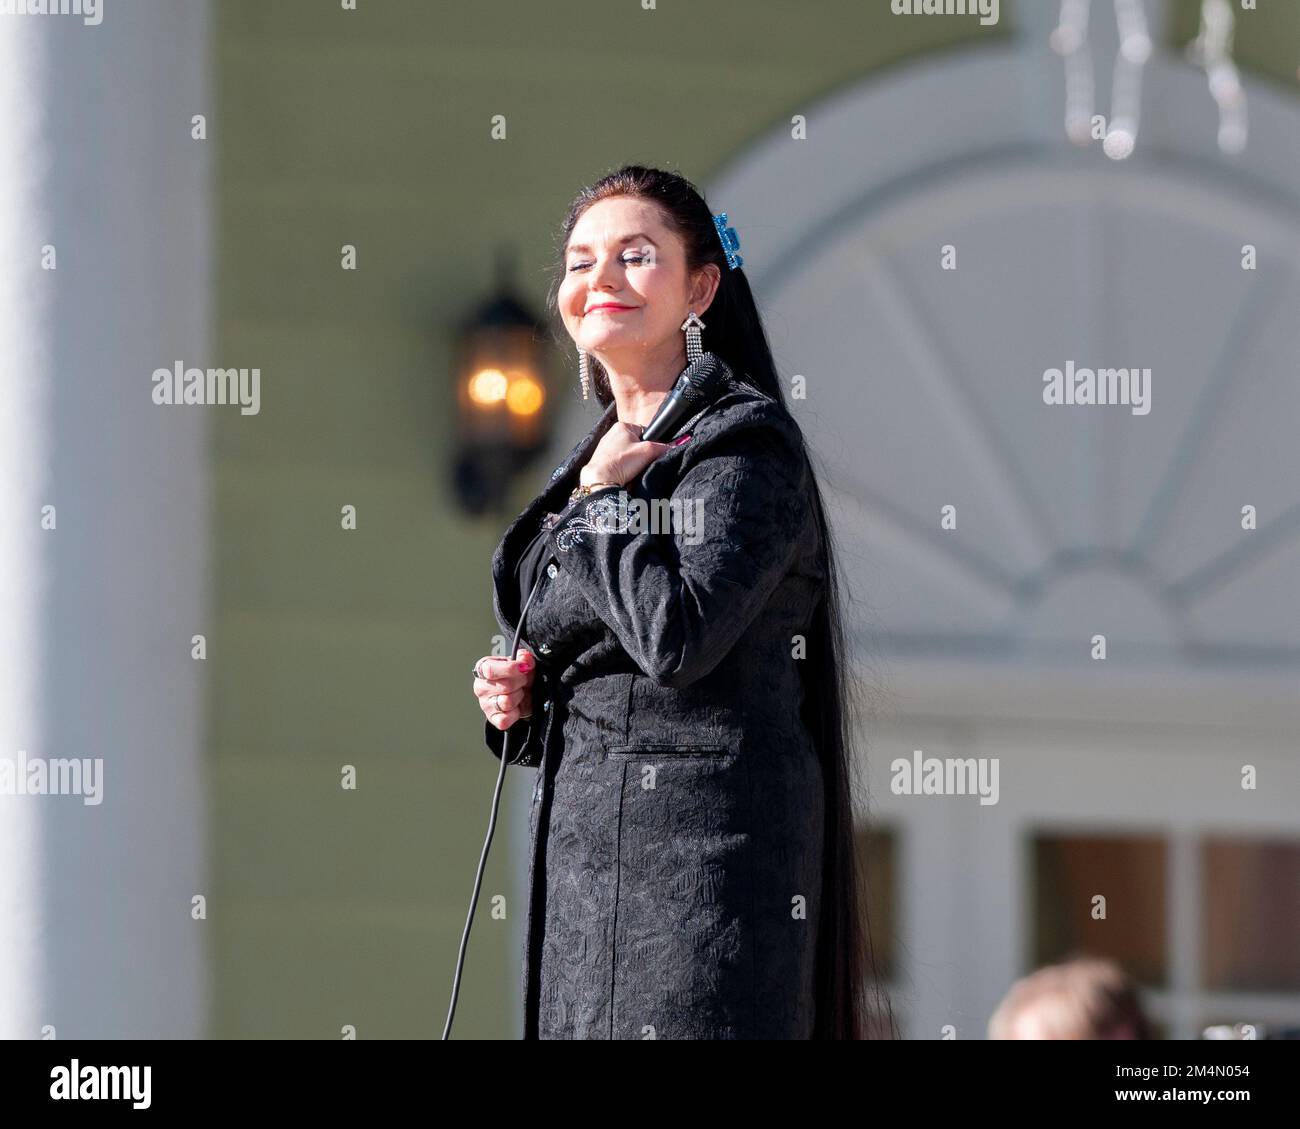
[483,366,827,1039]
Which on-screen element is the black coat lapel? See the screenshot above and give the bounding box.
[491,399,618,637]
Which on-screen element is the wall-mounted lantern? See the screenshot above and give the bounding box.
[450,248,553,515]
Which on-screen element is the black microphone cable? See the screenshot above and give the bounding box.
[442,560,551,1040]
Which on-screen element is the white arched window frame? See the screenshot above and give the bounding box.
[695,9,1300,1039]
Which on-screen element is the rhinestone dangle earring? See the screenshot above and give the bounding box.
[681,311,705,364]
[577,348,591,400]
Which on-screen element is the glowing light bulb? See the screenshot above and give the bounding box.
[506,375,545,416]
[1103,128,1135,160]
[467,368,509,405]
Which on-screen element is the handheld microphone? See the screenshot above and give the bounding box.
[640,352,730,442]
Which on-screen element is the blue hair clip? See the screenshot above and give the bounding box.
[712,212,743,271]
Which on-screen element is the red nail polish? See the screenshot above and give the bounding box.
[673,434,691,446]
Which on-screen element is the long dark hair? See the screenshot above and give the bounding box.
[548,165,897,1040]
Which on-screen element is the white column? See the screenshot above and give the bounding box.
[0,14,51,1041]
[0,0,212,1038]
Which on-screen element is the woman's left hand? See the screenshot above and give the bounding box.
[580,422,677,487]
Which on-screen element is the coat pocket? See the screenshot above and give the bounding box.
[605,742,730,758]
[624,672,736,749]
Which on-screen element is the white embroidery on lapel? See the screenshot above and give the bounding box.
[554,492,632,552]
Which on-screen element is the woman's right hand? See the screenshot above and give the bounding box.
[473,648,536,730]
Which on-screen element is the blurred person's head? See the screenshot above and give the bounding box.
[988,956,1153,1039]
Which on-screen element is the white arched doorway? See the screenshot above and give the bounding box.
[706,17,1300,1039]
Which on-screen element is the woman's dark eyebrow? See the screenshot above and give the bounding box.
[567,233,658,255]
